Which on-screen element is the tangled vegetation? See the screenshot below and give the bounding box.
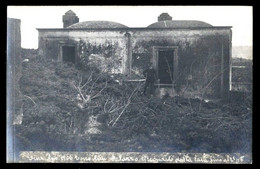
[13,49,252,159]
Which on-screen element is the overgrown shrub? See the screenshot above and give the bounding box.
[14,51,252,154]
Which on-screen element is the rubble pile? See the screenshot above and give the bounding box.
[14,51,252,155]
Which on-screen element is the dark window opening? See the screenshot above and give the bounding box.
[158,50,174,84]
[62,46,75,63]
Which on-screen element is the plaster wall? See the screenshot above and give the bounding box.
[38,28,231,98]
[129,28,231,98]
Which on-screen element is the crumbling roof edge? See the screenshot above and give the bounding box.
[36,26,232,31]
[7,17,21,22]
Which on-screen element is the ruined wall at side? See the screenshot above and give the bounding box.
[7,17,22,162]
[130,29,231,98]
[7,18,22,112]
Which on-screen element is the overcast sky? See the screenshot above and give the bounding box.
[7,6,252,49]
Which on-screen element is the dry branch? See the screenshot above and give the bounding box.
[23,95,37,106]
[198,66,230,111]
[72,72,108,109]
[111,83,140,127]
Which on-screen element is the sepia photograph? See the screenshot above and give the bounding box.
[7,6,252,163]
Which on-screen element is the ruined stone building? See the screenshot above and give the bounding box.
[37,10,232,99]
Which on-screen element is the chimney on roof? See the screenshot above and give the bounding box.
[158,13,172,22]
[62,10,79,28]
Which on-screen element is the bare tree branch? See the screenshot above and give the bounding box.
[111,83,140,127]
[23,95,37,106]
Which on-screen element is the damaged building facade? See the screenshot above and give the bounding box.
[37,11,232,99]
